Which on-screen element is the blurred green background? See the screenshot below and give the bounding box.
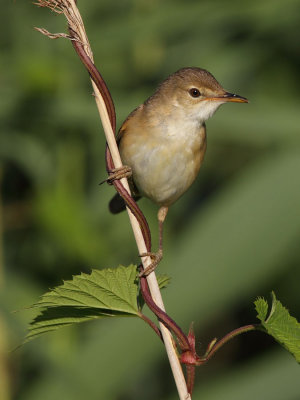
[1,0,300,399]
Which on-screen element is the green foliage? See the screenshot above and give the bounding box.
[25,265,140,343]
[156,274,171,290]
[255,296,269,321]
[24,265,171,344]
[2,0,300,399]
[255,293,300,363]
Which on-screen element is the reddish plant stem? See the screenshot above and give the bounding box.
[199,324,259,364]
[186,365,195,395]
[139,266,191,352]
[71,39,152,252]
[71,36,116,133]
[138,311,163,341]
[112,180,152,252]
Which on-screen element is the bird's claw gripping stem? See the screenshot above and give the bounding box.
[139,249,163,276]
[100,165,132,185]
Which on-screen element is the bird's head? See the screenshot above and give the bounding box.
[156,67,248,123]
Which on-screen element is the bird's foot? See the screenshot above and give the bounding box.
[100,165,132,185]
[139,249,163,277]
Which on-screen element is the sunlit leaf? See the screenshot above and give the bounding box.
[25,265,139,343]
[255,292,300,363]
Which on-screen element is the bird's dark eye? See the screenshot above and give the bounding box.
[189,88,201,98]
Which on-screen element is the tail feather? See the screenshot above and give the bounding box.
[109,193,141,214]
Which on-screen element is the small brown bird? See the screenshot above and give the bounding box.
[109,67,248,274]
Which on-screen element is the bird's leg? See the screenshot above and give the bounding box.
[99,165,132,185]
[139,206,169,277]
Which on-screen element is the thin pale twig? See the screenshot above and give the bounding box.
[34,27,72,40]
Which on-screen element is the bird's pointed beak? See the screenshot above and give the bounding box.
[218,92,248,103]
[207,92,248,103]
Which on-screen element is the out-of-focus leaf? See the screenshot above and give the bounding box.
[157,274,171,290]
[0,131,54,184]
[212,99,300,146]
[36,186,110,265]
[169,350,300,400]
[166,150,300,323]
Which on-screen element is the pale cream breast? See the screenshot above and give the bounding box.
[119,114,207,206]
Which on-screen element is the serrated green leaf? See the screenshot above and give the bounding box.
[255,292,300,363]
[254,297,269,321]
[157,274,171,290]
[25,265,139,343]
